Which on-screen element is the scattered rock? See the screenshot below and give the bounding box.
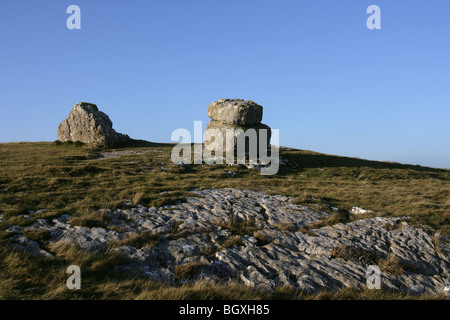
[58,102,130,146]
[351,206,374,215]
[7,188,450,295]
[445,286,450,296]
[8,234,53,258]
[225,170,237,177]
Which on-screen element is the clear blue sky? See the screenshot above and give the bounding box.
[1,0,449,168]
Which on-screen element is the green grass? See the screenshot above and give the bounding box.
[0,141,449,299]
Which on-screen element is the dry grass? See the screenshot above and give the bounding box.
[330,245,383,266]
[301,209,352,232]
[220,235,245,249]
[0,142,448,234]
[276,222,300,232]
[214,215,260,237]
[132,191,145,206]
[22,229,52,243]
[0,242,445,300]
[378,254,412,275]
[114,231,160,249]
[174,261,205,282]
[68,209,110,228]
[0,142,449,299]
[253,230,272,246]
[331,245,417,276]
[432,231,449,258]
[143,191,202,208]
[1,240,443,300]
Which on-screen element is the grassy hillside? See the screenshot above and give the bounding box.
[0,141,449,299]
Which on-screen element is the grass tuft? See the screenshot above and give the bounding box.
[174,261,205,282]
[132,191,145,206]
[220,235,245,249]
[331,245,383,266]
[68,210,110,228]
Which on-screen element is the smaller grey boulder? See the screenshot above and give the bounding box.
[207,99,263,126]
[58,102,130,146]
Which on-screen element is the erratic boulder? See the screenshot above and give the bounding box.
[204,99,271,154]
[207,99,263,126]
[58,102,130,146]
[205,120,271,154]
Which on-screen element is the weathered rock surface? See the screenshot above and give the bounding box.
[207,99,263,126]
[7,188,450,295]
[8,234,53,258]
[204,120,271,155]
[58,102,130,145]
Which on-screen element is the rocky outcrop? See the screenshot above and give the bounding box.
[8,188,450,295]
[58,102,130,146]
[204,99,271,155]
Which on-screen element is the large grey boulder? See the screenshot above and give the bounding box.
[204,120,271,155]
[58,102,130,145]
[207,99,263,126]
[205,99,271,155]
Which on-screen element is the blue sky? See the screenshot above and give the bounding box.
[0,0,449,168]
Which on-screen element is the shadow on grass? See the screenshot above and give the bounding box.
[112,139,176,149]
[282,150,448,174]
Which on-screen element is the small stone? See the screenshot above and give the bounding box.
[351,206,373,215]
[183,245,195,252]
[444,286,450,296]
[8,234,53,258]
